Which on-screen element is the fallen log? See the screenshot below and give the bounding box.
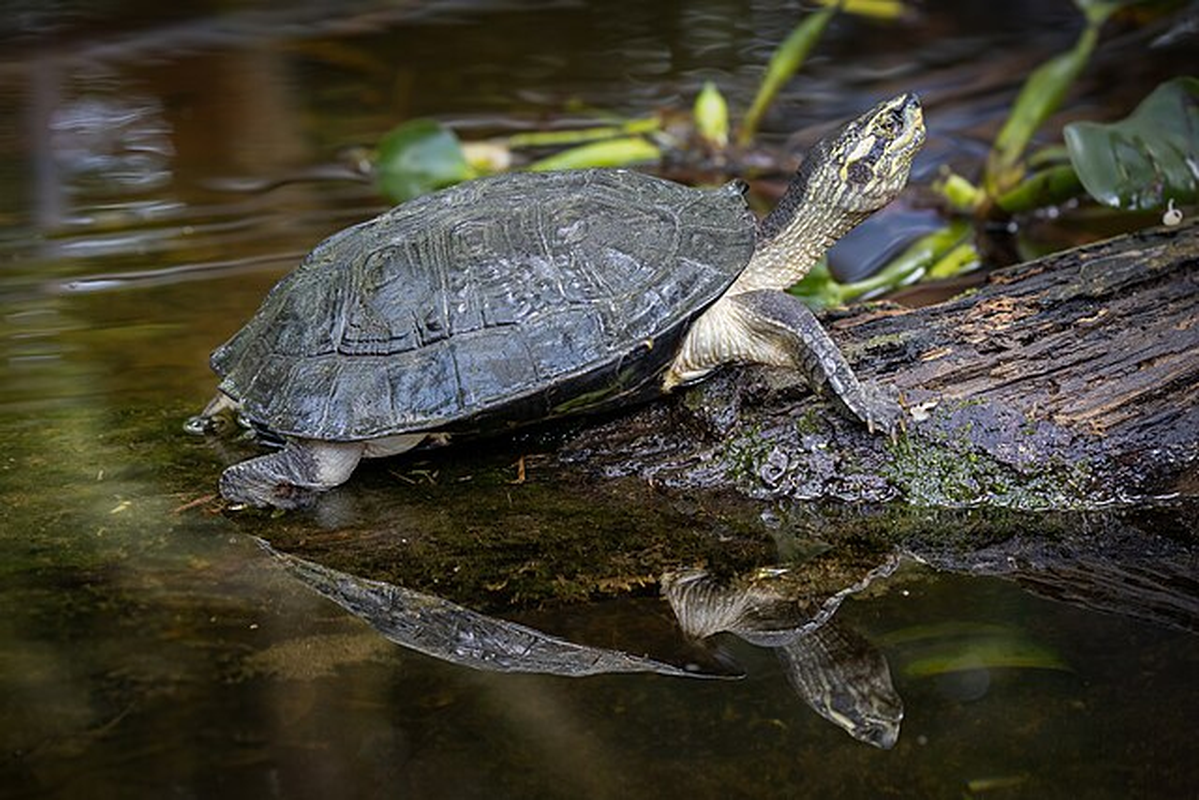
[560,220,1199,508]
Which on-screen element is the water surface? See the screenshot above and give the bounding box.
[2,2,1196,798]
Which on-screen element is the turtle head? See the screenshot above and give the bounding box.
[800,92,924,215]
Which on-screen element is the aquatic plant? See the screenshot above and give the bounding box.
[370,1,900,202]
[370,0,1195,310]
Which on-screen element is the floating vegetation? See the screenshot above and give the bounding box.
[1064,76,1199,209]
[374,118,473,202]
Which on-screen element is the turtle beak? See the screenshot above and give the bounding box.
[894,92,925,156]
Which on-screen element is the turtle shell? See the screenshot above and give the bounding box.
[211,168,756,440]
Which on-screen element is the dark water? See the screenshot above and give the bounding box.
[2,2,1197,798]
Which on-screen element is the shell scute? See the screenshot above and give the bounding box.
[212,169,755,439]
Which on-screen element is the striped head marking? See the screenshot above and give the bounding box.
[805,93,925,214]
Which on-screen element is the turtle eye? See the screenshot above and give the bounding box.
[877,108,904,138]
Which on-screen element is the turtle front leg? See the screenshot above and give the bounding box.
[725,290,903,434]
[219,439,366,509]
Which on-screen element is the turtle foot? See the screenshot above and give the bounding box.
[217,439,365,511]
[842,380,905,437]
[219,459,319,511]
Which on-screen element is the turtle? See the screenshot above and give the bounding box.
[661,551,904,749]
[188,92,925,509]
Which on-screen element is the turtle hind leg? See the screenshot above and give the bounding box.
[219,439,366,510]
[726,290,904,435]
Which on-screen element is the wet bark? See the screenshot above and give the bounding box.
[560,220,1199,508]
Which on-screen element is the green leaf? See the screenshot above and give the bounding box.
[984,23,1100,196]
[889,221,976,282]
[1071,0,1127,26]
[817,0,905,19]
[842,221,974,296]
[995,163,1085,212]
[1064,76,1199,209]
[507,117,660,149]
[527,136,661,172]
[375,119,473,203]
[737,5,839,146]
[788,221,975,309]
[787,261,845,310]
[694,81,729,148]
[933,168,987,213]
[926,241,981,280]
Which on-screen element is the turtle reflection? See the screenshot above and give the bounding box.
[261,537,903,748]
[257,538,735,680]
[662,557,903,749]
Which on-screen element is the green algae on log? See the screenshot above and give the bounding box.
[561,220,1199,508]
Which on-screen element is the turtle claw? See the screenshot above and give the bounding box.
[848,380,905,438]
